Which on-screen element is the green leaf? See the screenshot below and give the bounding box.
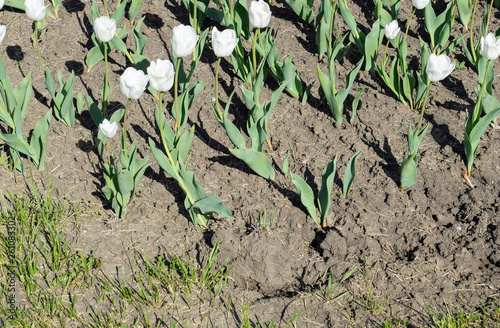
[30,110,51,169]
[190,194,235,220]
[284,0,315,25]
[282,150,290,176]
[350,87,365,124]
[76,92,84,115]
[86,46,105,71]
[317,155,338,225]
[400,153,417,190]
[364,20,381,72]
[229,148,275,181]
[148,137,178,179]
[116,169,134,197]
[290,172,319,226]
[128,0,144,22]
[343,149,362,197]
[44,68,56,98]
[132,16,147,56]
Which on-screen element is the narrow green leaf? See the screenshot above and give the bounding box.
[343,149,362,197]
[290,172,319,226]
[229,148,275,181]
[318,155,338,224]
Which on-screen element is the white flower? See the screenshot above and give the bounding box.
[0,0,5,10]
[212,27,239,57]
[480,33,500,61]
[426,53,455,82]
[99,119,119,138]
[147,59,175,92]
[94,16,116,43]
[249,0,272,28]
[25,0,47,21]
[120,67,149,100]
[0,25,5,44]
[385,20,400,40]
[171,24,199,58]
[412,0,430,9]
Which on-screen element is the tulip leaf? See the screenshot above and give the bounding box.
[0,132,35,157]
[317,155,337,225]
[116,169,134,197]
[343,149,362,197]
[400,152,418,190]
[29,110,51,170]
[110,36,129,60]
[86,46,105,71]
[76,92,84,115]
[351,86,365,124]
[189,194,235,221]
[132,17,147,56]
[457,0,473,27]
[229,148,275,181]
[282,150,290,176]
[177,126,195,165]
[284,0,315,25]
[364,20,381,72]
[128,0,144,23]
[148,137,178,180]
[290,172,319,227]
[234,0,251,39]
[44,68,56,99]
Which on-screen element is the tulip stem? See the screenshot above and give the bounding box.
[252,28,259,81]
[122,98,131,158]
[417,82,432,130]
[34,21,45,73]
[472,60,491,125]
[103,42,109,116]
[382,39,390,68]
[174,57,182,132]
[107,139,111,166]
[469,0,479,63]
[214,57,223,121]
[484,0,495,38]
[156,92,207,228]
[103,0,110,17]
[404,9,415,43]
[327,0,338,58]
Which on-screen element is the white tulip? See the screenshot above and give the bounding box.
[171,24,199,58]
[249,0,272,28]
[0,0,5,10]
[212,27,239,57]
[385,20,400,40]
[0,25,5,44]
[147,59,175,92]
[94,16,116,43]
[412,0,430,9]
[480,33,500,61]
[25,0,47,21]
[99,119,119,138]
[120,67,149,100]
[426,53,455,82]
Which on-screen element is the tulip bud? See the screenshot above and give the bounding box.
[171,24,199,58]
[147,59,175,92]
[412,0,429,9]
[212,27,239,57]
[426,53,455,82]
[384,20,400,40]
[120,67,149,100]
[94,16,116,43]
[99,119,119,138]
[25,0,47,21]
[0,25,5,44]
[249,0,272,28]
[480,33,500,61]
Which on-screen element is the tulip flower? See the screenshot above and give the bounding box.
[0,0,4,10]
[25,0,47,21]
[384,20,400,40]
[171,24,199,58]
[412,0,429,9]
[249,0,272,28]
[212,27,239,57]
[120,67,149,100]
[480,33,500,61]
[0,25,5,44]
[147,59,175,93]
[94,16,116,43]
[426,53,455,82]
[99,119,118,138]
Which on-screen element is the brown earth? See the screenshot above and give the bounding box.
[1,0,500,326]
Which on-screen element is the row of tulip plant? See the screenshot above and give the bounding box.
[287,0,500,189]
[0,0,499,227]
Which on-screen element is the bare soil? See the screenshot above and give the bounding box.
[1,0,500,326]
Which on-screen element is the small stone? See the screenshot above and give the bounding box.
[450,207,459,216]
